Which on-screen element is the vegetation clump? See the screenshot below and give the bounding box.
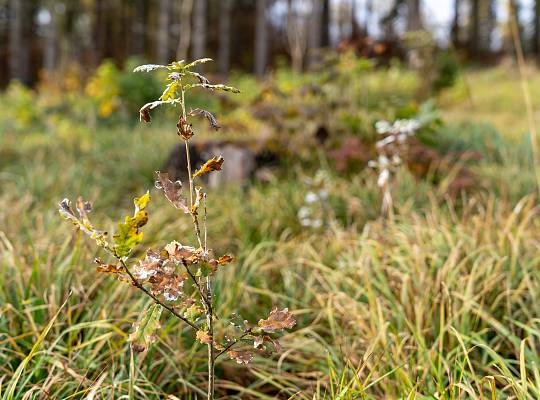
[58,58,295,399]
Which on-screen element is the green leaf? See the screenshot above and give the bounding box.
[128,304,162,352]
[134,192,151,212]
[183,303,203,323]
[113,192,150,258]
[196,263,215,278]
[160,81,179,101]
[167,60,186,71]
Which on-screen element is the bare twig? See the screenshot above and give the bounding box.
[182,259,210,307]
[215,332,250,359]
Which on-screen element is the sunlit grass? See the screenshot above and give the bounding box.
[2,66,540,398]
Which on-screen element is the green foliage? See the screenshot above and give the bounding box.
[128,303,163,353]
[113,192,150,258]
[433,51,460,93]
[55,59,293,400]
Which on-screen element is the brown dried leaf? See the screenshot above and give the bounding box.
[258,307,296,333]
[132,250,186,301]
[165,241,204,265]
[196,330,212,345]
[154,171,189,213]
[193,156,224,178]
[227,350,253,365]
[140,107,151,123]
[216,255,233,265]
[253,335,281,352]
[132,250,166,280]
[149,271,186,302]
[189,108,220,131]
[95,258,125,274]
[210,254,233,268]
[191,186,203,214]
[176,116,194,140]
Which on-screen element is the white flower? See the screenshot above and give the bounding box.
[300,218,313,227]
[305,191,318,204]
[311,219,323,228]
[378,155,390,167]
[376,135,396,148]
[375,120,391,134]
[377,169,390,188]
[298,206,311,219]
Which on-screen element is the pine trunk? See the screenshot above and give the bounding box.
[218,0,234,75]
[406,0,422,31]
[9,0,30,83]
[192,0,207,63]
[254,0,268,76]
[157,0,170,63]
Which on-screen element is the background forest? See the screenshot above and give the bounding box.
[3,0,540,399]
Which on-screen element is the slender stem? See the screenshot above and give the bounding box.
[181,90,194,208]
[182,260,210,307]
[203,193,208,252]
[181,87,213,398]
[206,277,214,400]
[118,259,198,331]
[181,89,204,249]
[215,332,250,359]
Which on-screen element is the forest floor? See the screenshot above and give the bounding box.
[1,64,540,399]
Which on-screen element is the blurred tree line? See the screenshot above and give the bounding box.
[0,0,539,87]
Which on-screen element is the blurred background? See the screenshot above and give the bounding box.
[1,0,539,85]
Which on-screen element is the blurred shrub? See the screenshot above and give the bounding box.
[433,51,460,93]
[85,60,121,118]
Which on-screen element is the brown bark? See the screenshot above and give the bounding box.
[218,0,234,75]
[9,0,30,83]
[192,0,207,62]
[254,0,268,76]
[157,0,171,63]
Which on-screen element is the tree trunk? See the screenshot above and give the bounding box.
[9,0,30,83]
[157,0,170,63]
[92,0,106,66]
[308,0,323,68]
[192,0,207,62]
[218,0,233,75]
[351,0,360,38]
[451,0,461,48]
[469,0,480,54]
[132,0,147,57]
[176,0,194,61]
[406,0,422,31]
[321,0,330,46]
[44,6,58,72]
[254,0,268,76]
[534,0,540,56]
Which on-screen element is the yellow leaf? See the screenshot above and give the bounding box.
[193,156,224,178]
